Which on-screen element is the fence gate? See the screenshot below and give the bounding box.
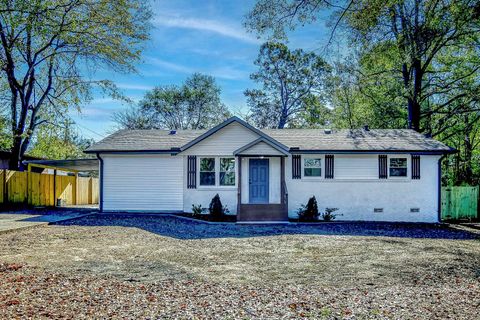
[441,186,479,220]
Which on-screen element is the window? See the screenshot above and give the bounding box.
[304,158,321,177]
[389,158,407,177]
[220,158,235,186]
[199,158,215,185]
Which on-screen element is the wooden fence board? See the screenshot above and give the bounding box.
[7,171,27,203]
[49,174,55,206]
[77,177,91,205]
[441,186,479,220]
[0,170,4,203]
[0,170,98,207]
[91,178,99,204]
[56,175,74,205]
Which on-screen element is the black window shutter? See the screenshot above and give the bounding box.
[412,155,421,179]
[292,155,301,179]
[187,156,197,189]
[325,155,334,179]
[379,155,387,179]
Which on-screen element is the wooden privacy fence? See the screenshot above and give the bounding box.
[0,170,99,207]
[441,186,479,220]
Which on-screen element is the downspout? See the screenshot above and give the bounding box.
[437,154,447,223]
[96,153,104,213]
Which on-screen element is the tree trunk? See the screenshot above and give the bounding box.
[408,98,421,131]
[9,136,22,170]
[463,132,473,185]
[277,112,288,129]
[454,152,461,186]
[402,60,422,132]
[411,59,422,131]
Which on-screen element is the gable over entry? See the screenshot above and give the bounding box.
[234,137,289,157]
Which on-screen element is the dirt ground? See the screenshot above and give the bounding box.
[0,215,479,319]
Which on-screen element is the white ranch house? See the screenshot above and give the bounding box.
[86,117,454,223]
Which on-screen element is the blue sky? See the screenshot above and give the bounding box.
[72,0,331,141]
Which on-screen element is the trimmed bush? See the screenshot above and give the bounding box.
[208,194,228,221]
[321,208,339,221]
[297,196,319,222]
[191,204,206,216]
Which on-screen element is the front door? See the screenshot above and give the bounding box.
[249,159,269,204]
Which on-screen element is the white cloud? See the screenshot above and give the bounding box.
[80,106,112,117]
[154,16,260,44]
[209,66,250,81]
[116,83,154,91]
[90,98,115,104]
[144,56,194,74]
[143,56,249,81]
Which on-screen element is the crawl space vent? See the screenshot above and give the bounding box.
[374,208,383,213]
[410,208,420,213]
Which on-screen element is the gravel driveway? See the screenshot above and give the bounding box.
[0,214,478,319]
[56,214,480,239]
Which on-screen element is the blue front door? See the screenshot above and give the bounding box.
[249,159,269,204]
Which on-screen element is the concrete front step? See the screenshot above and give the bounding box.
[237,204,288,222]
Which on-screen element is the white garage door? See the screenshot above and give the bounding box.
[102,154,183,212]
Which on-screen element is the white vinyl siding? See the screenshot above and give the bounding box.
[240,141,284,156]
[181,122,259,155]
[102,154,183,211]
[334,155,378,179]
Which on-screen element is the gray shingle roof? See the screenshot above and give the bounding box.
[86,127,452,153]
[86,129,206,152]
[262,129,453,152]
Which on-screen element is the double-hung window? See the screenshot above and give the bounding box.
[389,157,407,177]
[200,158,216,186]
[304,158,322,177]
[220,158,235,186]
[199,157,236,187]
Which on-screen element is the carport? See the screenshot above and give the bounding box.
[25,158,99,173]
[23,159,100,208]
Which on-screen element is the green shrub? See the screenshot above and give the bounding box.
[297,196,319,221]
[208,194,229,221]
[321,208,339,221]
[191,204,206,216]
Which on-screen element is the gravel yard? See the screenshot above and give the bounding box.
[0,214,479,319]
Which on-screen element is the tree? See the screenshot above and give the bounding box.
[114,73,231,130]
[245,0,480,133]
[329,59,375,130]
[113,106,156,130]
[289,94,332,128]
[244,42,331,128]
[0,114,11,150]
[246,0,480,185]
[346,0,480,133]
[28,121,94,160]
[331,53,407,130]
[0,0,152,169]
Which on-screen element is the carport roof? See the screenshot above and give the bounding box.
[24,159,99,172]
